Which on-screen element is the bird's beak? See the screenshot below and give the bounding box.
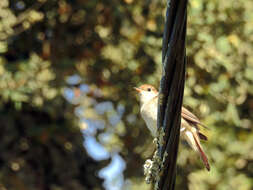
[133,87,141,93]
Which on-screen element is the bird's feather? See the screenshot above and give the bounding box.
[181,120,210,171]
[192,132,210,171]
[137,85,210,170]
[181,107,209,129]
[198,132,208,141]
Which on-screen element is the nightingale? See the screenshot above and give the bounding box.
[134,84,210,171]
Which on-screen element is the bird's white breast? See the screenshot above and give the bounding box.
[140,96,189,137]
[140,98,158,137]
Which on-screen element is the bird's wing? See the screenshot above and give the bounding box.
[148,96,208,130]
[181,107,201,124]
[181,106,209,129]
[153,98,202,124]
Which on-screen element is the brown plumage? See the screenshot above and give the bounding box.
[181,107,208,141]
[134,84,210,171]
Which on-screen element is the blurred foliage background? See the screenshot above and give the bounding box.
[0,0,252,189]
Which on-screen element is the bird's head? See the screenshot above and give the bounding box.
[134,84,158,105]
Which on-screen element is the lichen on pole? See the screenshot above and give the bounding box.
[156,0,188,189]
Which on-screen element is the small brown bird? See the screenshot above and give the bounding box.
[134,84,210,171]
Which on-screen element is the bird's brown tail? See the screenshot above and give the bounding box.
[193,134,210,171]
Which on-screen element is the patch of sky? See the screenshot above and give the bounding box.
[80,84,90,93]
[63,88,75,102]
[109,114,121,126]
[74,106,85,118]
[117,104,125,116]
[15,1,25,10]
[66,74,82,85]
[63,81,126,190]
[84,135,110,161]
[95,101,114,115]
[99,154,126,190]
[81,118,105,136]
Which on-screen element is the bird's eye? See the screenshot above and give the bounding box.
[147,88,151,92]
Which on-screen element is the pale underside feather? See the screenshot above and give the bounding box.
[140,95,207,139]
[139,91,210,170]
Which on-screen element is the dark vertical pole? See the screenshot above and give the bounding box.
[156,0,187,189]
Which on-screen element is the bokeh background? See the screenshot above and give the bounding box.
[0,0,253,189]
